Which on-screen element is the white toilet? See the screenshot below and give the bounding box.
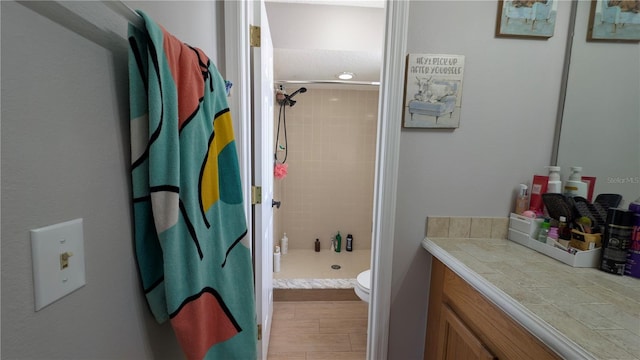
[354,269,371,303]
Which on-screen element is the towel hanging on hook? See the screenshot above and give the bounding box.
[128,10,257,359]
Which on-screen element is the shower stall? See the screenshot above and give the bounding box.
[271,85,379,294]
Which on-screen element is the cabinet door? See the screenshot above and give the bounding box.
[437,304,496,360]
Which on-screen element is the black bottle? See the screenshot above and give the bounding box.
[315,238,320,252]
[346,234,353,252]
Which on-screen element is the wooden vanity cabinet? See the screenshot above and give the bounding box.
[437,303,496,360]
[424,258,560,360]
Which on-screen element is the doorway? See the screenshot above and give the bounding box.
[224,1,410,358]
[265,0,383,294]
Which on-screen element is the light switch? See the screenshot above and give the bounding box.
[31,218,85,311]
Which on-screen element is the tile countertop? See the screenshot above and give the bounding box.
[422,237,640,360]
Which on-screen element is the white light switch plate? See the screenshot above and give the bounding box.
[31,218,85,311]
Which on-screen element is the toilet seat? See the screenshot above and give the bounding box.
[354,269,371,303]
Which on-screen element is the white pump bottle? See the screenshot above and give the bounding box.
[563,166,588,198]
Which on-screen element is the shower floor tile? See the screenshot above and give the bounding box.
[274,249,370,280]
[273,278,356,289]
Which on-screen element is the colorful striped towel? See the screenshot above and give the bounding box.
[128,11,256,360]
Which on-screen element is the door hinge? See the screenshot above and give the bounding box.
[250,25,261,47]
[257,324,262,340]
[251,186,262,205]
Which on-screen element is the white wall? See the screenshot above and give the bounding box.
[1,1,223,358]
[388,1,572,358]
[266,2,384,52]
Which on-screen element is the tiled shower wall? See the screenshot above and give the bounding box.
[273,88,379,250]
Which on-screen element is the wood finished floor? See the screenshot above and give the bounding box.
[267,301,368,360]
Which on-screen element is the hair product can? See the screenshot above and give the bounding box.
[600,208,635,275]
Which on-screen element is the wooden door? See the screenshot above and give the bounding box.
[251,1,275,358]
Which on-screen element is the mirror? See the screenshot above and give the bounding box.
[555,1,640,206]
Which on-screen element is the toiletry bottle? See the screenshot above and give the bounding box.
[273,246,281,273]
[563,166,588,198]
[315,238,320,252]
[532,218,544,240]
[546,166,562,194]
[281,233,288,255]
[335,232,342,252]
[330,237,335,251]
[515,184,530,215]
[625,197,640,278]
[537,219,551,242]
[558,216,571,241]
[558,216,572,248]
[346,234,353,251]
[601,208,635,275]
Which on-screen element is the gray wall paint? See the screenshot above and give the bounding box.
[127,1,222,71]
[1,1,221,358]
[388,1,572,358]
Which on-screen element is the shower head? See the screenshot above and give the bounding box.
[283,87,307,107]
[289,87,307,98]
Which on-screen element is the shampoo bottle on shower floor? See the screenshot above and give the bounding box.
[281,233,288,255]
[274,246,281,273]
[335,232,342,252]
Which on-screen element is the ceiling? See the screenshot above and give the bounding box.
[264,0,385,89]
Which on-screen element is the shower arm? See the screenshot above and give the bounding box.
[276,80,381,87]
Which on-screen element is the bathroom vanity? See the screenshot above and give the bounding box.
[422,237,640,360]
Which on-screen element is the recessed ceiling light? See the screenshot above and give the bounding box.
[337,72,354,80]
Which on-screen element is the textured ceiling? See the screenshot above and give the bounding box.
[265,1,384,89]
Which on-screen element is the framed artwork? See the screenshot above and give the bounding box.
[587,0,640,42]
[402,54,465,129]
[496,0,558,39]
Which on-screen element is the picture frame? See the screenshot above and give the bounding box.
[402,54,465,129]
[587,0,640,42]
[495,0,558,39]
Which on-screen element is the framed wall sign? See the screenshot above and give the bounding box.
[402,54,465,129]
[496,0,558,39]
[587,0,640,42]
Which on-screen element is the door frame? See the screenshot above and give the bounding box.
[223,1,410,358]
[367,1,409,358]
